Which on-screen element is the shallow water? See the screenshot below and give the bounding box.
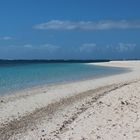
[0,62,127,95]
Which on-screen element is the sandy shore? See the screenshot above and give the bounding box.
[0,61,140,140]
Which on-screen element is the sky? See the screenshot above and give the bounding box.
[0,0,140,60]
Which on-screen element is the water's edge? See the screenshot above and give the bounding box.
[0,63,130,96]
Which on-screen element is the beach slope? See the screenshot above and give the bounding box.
[0,61,140,140]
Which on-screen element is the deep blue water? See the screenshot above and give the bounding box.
[0,63,127,95]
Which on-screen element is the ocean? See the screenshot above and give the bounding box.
[0,62,127,95]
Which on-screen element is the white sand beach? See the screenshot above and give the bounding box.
[0,61,140,140]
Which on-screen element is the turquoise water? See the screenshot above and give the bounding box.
[0,62,127,95]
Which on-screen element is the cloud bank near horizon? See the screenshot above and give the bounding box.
[34,20,140,30]
[0,36,13,40]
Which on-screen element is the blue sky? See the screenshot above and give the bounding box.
[0,0,140,59]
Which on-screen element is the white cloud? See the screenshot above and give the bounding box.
[34,20,140,30]
[106,43,136,52]
[13,43,60,53]
[39,44,60,52]
[0,36,13,40]
[23,44,33,48]
[79,42,136,53]
[2,43,60,52]
[116,43,136,52]
[80,43,97,52]
[34,20,76,30]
